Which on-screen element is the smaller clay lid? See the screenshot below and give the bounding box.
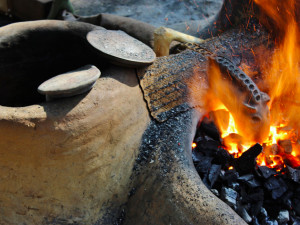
[38,64,101,100]
[87,29,156,67]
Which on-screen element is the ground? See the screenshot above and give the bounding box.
[70,0,223,27]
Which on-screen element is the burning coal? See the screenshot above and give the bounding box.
[203,0,300,169]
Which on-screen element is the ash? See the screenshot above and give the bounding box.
[192,118,300,225]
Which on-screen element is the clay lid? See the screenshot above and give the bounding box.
[38,64,101,100]
[87,29,156,67]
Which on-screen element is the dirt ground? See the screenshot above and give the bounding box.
[70,0,223,27]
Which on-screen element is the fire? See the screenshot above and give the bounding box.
[256,0,300,167]
[220,111,238,138]
[213,106,299,168]
[195,0,300,170]
[201,0,300,170]
[254,0,300,131]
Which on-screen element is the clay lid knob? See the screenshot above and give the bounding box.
[38,64,101,101]
[87,29,156,67]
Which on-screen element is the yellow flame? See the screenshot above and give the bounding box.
[201,0,300,168]
[255,0,300,142]
[213,106,298,167]
[221,113,238,138]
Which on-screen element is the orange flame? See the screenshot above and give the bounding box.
[254,0,300,131]
[194,0,300,170]
[256,0,300,160]
[209,0,300,168]
[205,59,270,143]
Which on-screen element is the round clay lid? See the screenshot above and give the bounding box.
[87,29,156,67]
[38,64,101,98]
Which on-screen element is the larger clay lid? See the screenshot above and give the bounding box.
[38,64,101,100]
[87,29,156,67]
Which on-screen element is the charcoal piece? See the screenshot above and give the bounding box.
[192,150,203,164]
[210,189,219,196]
[277,210,289,224]
[214,148,234,168]
[257,166,276,179]
[260,217,271,225]
[241,188,264,204]
[237,205,252,223]
[208,164,222,188]
[238,174,262,188]
[195,156,213,175]
[294,187,300,197]
[250,201,263,217]
[202,176,210,188]
[221,169,239,186]
[264,177,285,191]
[230,182,240,191]
[244,203,252,211]
[262,219,279,225]
[252,217,260,225]
[292,198,300,216]
[219,170,225,178]
[271,182,288,200]
[279,191,293,210]
[283,199,292,209]
[203,135,215,141]
[286,165,300,184]
[194,135,204,143]
[258,207,269,221]
[271,187,287,200]
[221,187,238,208]
[291,216,300,225]
[264,200,282,218]
[199,117,221,142]
[286,165,300,181]
[197,140,220,156]
[278,139,293,154]
[234,143,262,175]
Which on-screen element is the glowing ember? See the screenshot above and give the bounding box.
[192,142,197,149]
[213,106,299,168]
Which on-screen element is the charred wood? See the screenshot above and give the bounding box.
[234,144,262,175]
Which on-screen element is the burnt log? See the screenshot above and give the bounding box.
[234,143,263,175]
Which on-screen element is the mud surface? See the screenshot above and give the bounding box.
[70,0,223,27]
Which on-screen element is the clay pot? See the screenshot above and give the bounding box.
[0,20,245,225]
[0,66,150,225]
